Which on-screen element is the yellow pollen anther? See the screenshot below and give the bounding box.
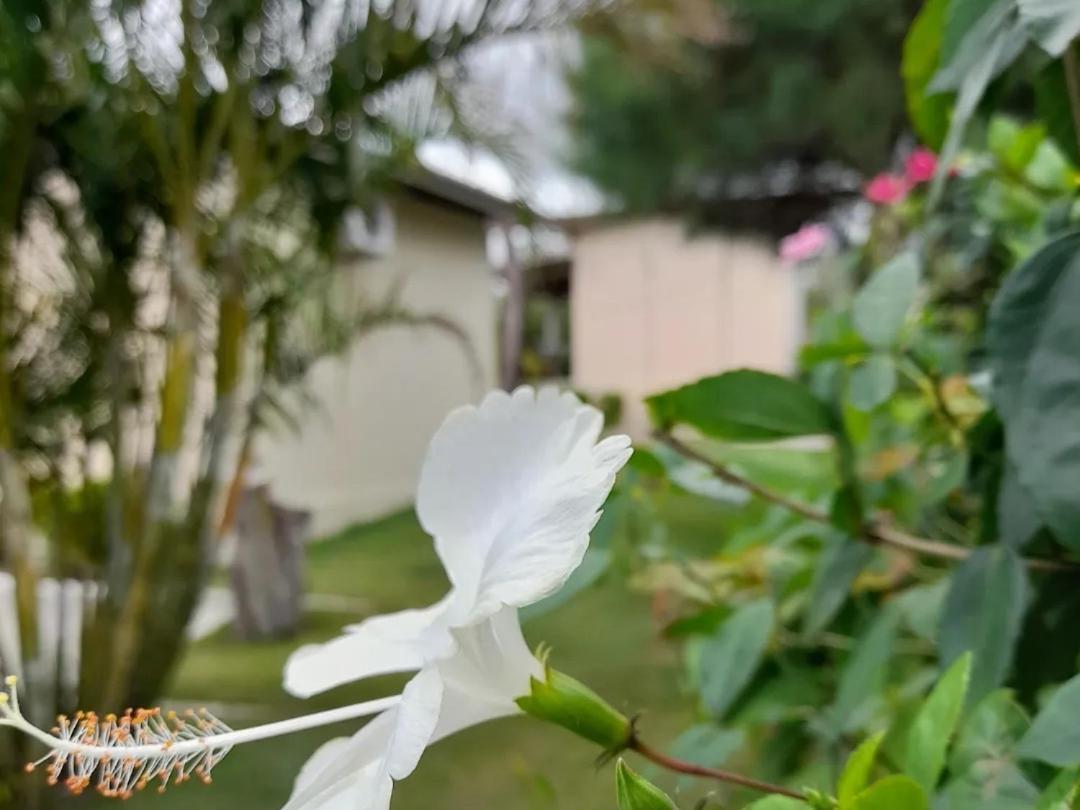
[5,675,17,687]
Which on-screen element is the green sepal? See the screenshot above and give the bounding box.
[516,663,633,753]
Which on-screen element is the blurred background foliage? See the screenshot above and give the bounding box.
[599,0,1080,802]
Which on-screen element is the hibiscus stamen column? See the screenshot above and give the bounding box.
[0,676,400,799]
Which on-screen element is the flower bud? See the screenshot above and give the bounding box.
[516,665,633,752]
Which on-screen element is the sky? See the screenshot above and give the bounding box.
[415,34,608,220]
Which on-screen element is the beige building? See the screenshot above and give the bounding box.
[251,175,507,535]
[569,218,804,439]
[252,204,803,533]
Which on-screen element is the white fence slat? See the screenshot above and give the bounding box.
[0,571,23,681]
[60,580,84,706]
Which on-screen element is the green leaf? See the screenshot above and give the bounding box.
[1018,673,1080,766]
[1018,0,1080,55]
[647,370,833,440]
[838,732,885,807]
[1035,62,1080,165]
[744,798,809,810]
[804,535,873,638]
[852,253,921,349]
[615,759,678,810]
[905,653,972,792]
[847,355,898,411]
[997,462,1042,549]
[926,0,1029,201]
[850,775,928,810]
[663,606,730,639]
[939,546,1029,705]
[942,766,1040,809]
[1034,767,1080,809]
[698,598,775,719]
[988,233,1080,550]
[949,689,1030,775]
[902,0,952,148]
[941,0,999,66]
[896,580,949,642]
[828,486,864,535]
[940,689,1039,808]
[822,609,900,737]
[988,116,1048,174]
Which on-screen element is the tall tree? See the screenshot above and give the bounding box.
[569,0,920,223]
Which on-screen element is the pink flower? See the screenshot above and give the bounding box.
[905,148,938,184]
[865,173,909,205]
[779,222,832,264]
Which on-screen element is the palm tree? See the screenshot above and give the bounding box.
[0,0,611,804]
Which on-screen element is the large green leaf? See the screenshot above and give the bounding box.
[1018,673,1080,766]
[852,253,921,349]
[850,775,928,810]
[615,760,678,810]
[988,233,1080,550]
[901,0,952,148]
[647,370,833,440]
[905,653,972,792]
[1019,0,1080,55]
[698,598,775,719]
[939,546,1029,705]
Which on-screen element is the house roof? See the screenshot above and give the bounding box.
[400,165,521,220]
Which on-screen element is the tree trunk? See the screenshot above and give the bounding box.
[230,486,307,640]
[499,221,526,390]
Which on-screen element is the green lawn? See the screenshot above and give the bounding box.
[79,492,735,809]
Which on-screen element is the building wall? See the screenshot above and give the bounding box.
[251,194,497,535]
[570,218,803,439]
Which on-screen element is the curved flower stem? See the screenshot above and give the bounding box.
[629,737,805,801]
[655,431,1080,574]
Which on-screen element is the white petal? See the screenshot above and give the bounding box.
[283,670,443,810]
[431,607,542,741]
[283,598,452,697]
[417,385,632,620]
[283,718,395,810]
[385,668,444,780]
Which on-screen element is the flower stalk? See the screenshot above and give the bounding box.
[627,736,806,801]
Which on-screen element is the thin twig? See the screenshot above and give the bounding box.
[655,431,1080,574]
[629,737,805,800]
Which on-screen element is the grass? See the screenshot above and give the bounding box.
[78,491,737,810]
